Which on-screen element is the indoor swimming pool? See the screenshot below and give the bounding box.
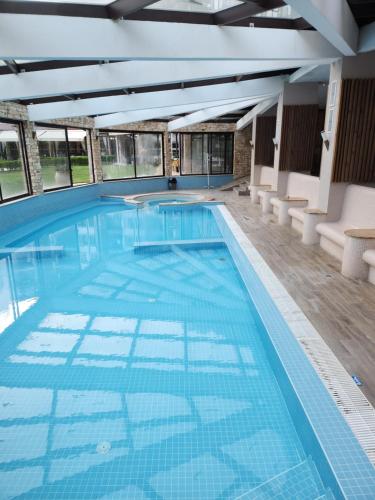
[0,198,374,499]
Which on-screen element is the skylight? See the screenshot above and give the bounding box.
[146,0,244,14]
[255,6,300,19]
[10,0,111,4]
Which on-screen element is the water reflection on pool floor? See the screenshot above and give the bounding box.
[0,202,308,499]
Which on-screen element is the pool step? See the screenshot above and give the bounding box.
[236,457,327,499]
[315,490,335,500]
[133,239,225,252]
[219,176,249,191]
[233,184,250,196]
[0,246,64,258]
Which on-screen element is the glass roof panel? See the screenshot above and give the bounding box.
[14,60,45,64]
[255,6,300,19]
[12,0,111,4]
[146,0,244,13]
[0,60,44,65]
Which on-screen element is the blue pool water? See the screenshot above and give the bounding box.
[0,200,351,498]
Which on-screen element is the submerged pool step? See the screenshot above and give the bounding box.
[0,246,64,258]
[315,491,335,500]
[133,238,225,252]
[158,200,223,210]
[236,457,328,500]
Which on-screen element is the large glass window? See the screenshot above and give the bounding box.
[37,126,71,190]
[0,119,30,202]
[68,128,94,186]
[36,124,94,191]
[134,133,163,177]
[100,131,164,180]
[100,133,135,180]
[180,133,233,175]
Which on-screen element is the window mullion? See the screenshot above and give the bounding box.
[65,127,73,187]
[133,133,137,178]
[19,122,32,195]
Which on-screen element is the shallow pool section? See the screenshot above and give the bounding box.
[0,200,373,499]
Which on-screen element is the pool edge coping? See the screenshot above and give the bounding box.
[215,204,375,497]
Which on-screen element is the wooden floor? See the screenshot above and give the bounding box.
[209,190,375,407]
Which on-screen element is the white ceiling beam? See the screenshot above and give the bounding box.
[27,76,287,121]
[235,62,330,131]
[236,95,279,130]
[95,98,250,128]
[284,0,358,56]
[288,64,320,83]
[359,21,375,53]
[168,97,267,131]
[0,16,341,61]
[0,59,332,102]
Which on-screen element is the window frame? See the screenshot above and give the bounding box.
[179,132,234,176]
[35,122,95,192]
[0,117,32,204]
[99,129,165,182]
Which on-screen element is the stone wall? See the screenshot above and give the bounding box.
[0,101,251,199]
[233,124,252,179]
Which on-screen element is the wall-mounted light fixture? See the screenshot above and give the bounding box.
[272,137,279,149]
[321,130,331,148]
[249,140,254,149]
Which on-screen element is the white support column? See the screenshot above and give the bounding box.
[318,60,344,213]
[259,91,285,214]
[250,117,257,187]
[249,116,264,204]
[272,91,285,192]
[237,96,280,206]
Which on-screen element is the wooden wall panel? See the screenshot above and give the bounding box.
[332,79,375,183]
[255,116,276,166]
[279,105,319,173]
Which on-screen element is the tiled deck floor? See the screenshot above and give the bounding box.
[206,190,375,407]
